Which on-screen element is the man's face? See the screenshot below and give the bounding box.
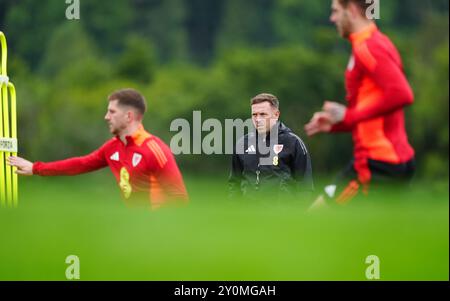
[330,0,353,38]
[251,102,280,134]
[104,100,129,136]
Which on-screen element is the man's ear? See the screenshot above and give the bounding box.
[348,2,364,18]
[127,110,134,122]
[130,110,143,122]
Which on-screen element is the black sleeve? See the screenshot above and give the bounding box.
[228,153,244,198]
[292,139,314,194]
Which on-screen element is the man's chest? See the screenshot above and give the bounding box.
[345,54,366,97]
[240,138,293,170]
[105,145,149,177]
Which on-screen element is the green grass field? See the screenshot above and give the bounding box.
[0,171,448,280]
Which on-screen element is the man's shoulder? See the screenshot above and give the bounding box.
[101,137,120,149]
[145,134,169,148]
[236,131,255,144]
[141,134,174,159]
[233,132,255,156]
[354,30,397,65]
[279,129,308,155]
[93,138,120,159]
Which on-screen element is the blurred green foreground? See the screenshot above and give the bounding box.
[0,171,448,280]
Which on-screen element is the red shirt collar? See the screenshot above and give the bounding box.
[120,124,152,146]
[349,23,378,44]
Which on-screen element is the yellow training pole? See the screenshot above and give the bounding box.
[2,84,12,205]
[0,88,4,206]
[0,32,6,73]
[8,82,18,206]
[0,31,7,206]
[1,31,18,207]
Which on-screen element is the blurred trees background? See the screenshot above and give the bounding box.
[1,0,448,178]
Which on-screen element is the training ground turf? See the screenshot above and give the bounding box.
[0,171,448,280]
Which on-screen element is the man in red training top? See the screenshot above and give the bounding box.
[8,88,188,209]
[305,0,415,205]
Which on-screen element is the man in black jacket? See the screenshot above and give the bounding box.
[229,93,313,202]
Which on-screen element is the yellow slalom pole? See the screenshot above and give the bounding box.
[1,32,19,207]
[0,32,6,74]
[8,82,18,206]
[0,32,6,206]
[2,84,12,206]
[0,87,4,207]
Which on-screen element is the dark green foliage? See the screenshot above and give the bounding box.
[0,0,448,178]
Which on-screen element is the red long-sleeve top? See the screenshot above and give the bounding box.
[331,23,415,184]
[33,125,188,208]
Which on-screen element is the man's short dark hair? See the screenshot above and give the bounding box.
[251,93,279,110]
[338,0,374,13]
[108,88,147,116]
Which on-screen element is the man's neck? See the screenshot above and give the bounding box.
[119,123,141,144]
[351,19,375,36]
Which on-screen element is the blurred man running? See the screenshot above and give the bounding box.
[8,88,188,209]
[305,0,415,205]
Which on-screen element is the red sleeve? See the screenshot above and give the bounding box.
[331,122,354,133]
[33,142,109,176]
[343,41,414,127]
[146,139,189,203]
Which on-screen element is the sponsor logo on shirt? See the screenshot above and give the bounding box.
[245,145,256,153]
[110,152,119,161]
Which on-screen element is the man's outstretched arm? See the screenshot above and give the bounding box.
[7,145,108,176]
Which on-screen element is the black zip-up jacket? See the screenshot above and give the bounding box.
[228,122,313,201]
